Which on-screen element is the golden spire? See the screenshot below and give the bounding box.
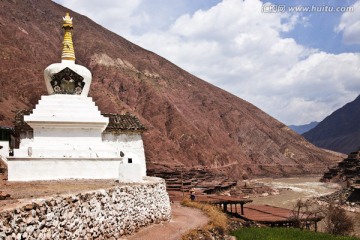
[61,13,75,61]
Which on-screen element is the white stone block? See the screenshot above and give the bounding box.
[119,164,143,182]
[103,133,147,176]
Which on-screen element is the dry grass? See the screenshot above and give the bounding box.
[181,199,228,240]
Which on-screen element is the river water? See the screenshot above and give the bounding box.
[248,176,341,208]
[243,176,360,235]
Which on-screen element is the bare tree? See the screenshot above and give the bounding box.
[324,203,354,236]
[291,199,355,236]
[290,199,324,231]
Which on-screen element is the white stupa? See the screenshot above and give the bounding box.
[7,13,146,181]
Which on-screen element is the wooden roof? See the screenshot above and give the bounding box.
[195,195,253,204]
[14,110,33,133]
[13,110,145,134]
[235,204,323,223]
[103,113,146,133]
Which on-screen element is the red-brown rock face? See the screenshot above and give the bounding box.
[0,0,341,178]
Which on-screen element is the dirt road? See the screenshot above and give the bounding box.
[120,203,209,240]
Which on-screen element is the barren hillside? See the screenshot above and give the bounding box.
[0,0,341,178]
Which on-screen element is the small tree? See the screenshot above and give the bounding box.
[324,203,354,236]
[290,199,323,230]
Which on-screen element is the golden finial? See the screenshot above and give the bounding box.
[61,13,75,61]
[62,12,73,28]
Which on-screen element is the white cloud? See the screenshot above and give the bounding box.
[53,0,144,35]
[53,0,360,125]
[274,52,360,124]
[336,0,360,45]
[130,0,360,124]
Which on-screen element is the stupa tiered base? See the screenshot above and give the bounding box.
[14,94,117,158]
[7,94,144,181]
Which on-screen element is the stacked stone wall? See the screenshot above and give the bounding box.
[0,177,171,239]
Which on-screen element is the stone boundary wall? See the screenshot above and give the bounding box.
[0,177,171,239]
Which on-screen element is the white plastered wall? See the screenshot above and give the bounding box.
[102,133,147,177]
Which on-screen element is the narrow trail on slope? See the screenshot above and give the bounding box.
[121,203,209,240]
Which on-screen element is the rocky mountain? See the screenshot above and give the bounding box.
[288,121,318,135]
[303,95,360,154]
[321,150,360,187]
[0,0,341,178]
[320,150,360,204]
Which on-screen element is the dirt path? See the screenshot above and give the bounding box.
[120,203,209,240]
[0,179,118,209]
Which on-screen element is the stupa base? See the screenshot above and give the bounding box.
[7,157,143,181]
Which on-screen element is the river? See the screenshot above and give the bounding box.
[248,176,341,208]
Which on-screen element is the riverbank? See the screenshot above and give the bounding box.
[247,176,341,208]
[242,176,359,236]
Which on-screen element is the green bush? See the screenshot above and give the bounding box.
[231,227,359,240]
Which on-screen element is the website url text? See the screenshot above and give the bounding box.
[262,4,354,13]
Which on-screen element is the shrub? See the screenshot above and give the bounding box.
[324,203,354,236]
[181,199,228,239]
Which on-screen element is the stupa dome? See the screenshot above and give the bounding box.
[44,13,92,96]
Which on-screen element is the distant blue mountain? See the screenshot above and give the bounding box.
[303,95,360,154]
[288,121,319,135]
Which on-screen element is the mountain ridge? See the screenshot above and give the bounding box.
[289,121,319,134]
[303,95,360,154]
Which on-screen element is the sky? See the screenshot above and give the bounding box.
[52,0,360,125]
